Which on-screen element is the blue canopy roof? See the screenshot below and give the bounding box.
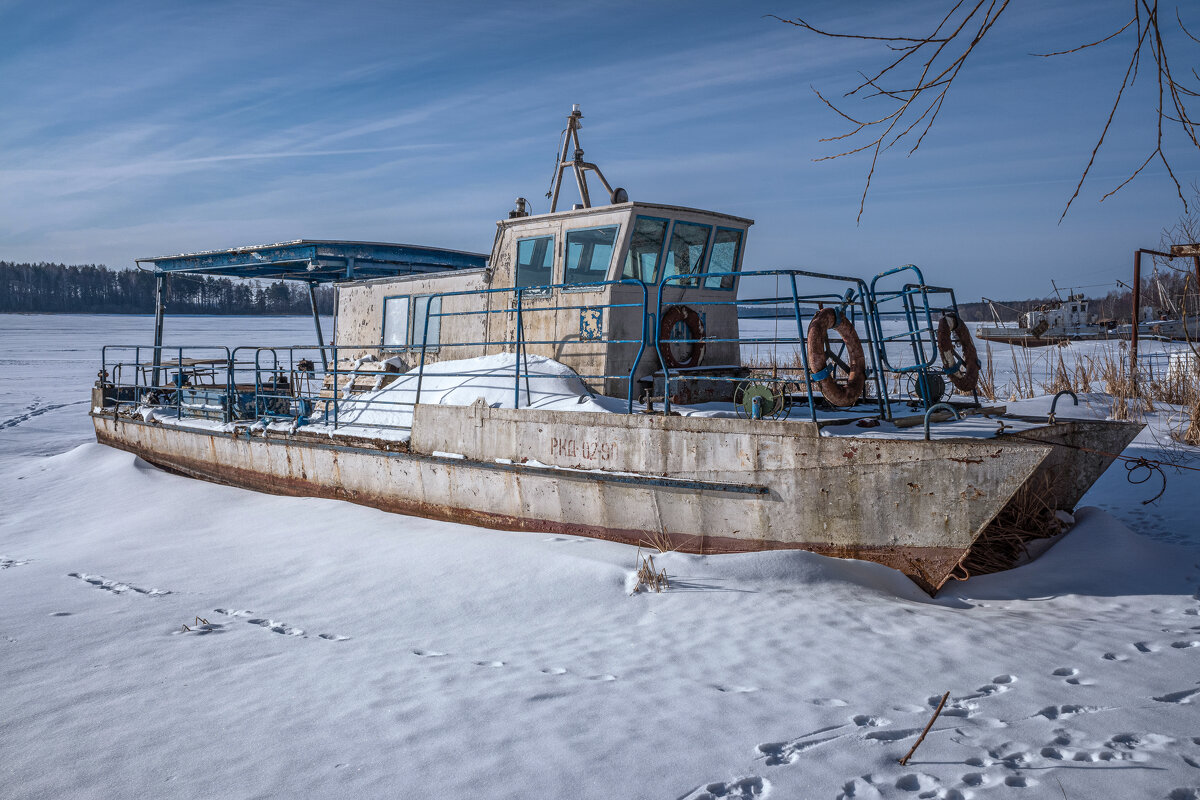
[137,239,487,283]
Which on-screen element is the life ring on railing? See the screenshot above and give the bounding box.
[936,313,980,392]
[805,307,866,407]
[657,305,705,369]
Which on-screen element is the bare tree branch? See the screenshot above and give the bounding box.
[1030,19,1135,57]
[782,1,1200,223]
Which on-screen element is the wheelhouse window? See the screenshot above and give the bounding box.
[412,295,442,349]
[515,235,555,293]
[622,216,668,283]
[661,221,712,285]
[563,225,620,286]
[382,295,410,349]
[704,228,743,290]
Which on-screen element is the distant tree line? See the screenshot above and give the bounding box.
[0,262,333,315]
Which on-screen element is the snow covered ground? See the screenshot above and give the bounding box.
[2,313,1200,800]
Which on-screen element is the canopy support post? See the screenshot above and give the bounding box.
[151,273,167,389]
[309,281,328,371]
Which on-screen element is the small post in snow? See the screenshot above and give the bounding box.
[898,691,949,766]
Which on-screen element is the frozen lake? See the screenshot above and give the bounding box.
[2,313,1200,800]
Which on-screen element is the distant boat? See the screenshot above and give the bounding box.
[977,294,1111,347]
[1109,315,1200,342]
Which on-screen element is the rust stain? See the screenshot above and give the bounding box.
[94,420,969,596]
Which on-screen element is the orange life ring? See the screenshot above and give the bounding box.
[805,307,866,407]
[657,305,705,370]
[936,314,980,392]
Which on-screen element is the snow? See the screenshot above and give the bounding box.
[3,313,1200,800]
[327,352,628,435]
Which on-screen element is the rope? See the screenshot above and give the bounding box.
[1125,457,1167,504]
[1002,430,1197,505]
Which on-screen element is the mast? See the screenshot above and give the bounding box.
[546,105,626,212]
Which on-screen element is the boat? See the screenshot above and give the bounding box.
[976,293,1112,347]
[91,107,1142,595]
[1109,313,1200,342]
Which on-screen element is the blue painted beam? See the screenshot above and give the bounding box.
[137,239,487,283]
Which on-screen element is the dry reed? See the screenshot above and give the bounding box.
[959,473,1066,577]
[630,551,670,594]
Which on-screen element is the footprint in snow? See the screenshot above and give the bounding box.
[754,725,847,767]
[1153,688,1200,704]
[713,684,758,693]
[68,572,169,596]
[960,772,999,789]
[539,667,567,675]
[1106,732,1177,760]
[927,693,979,718]
[1,557,31,569]
[851,715,890,728]
[213,609,347,641]
[863,728,922,743]
[986,744,1040,769]
[1103,651,1131,661]
[1134,641,1161,654]
[893,772,940,792]
[249,618,304,636]
[587,674,618,682]
[1168,789,1200,800]
[412,649,447,658]
[1172,640,1200,649]
[1054,666,1097,686]
[1036,704,1106,720]
[837,774,884,799]
[474,660,506,668]
[681,776,768,800]
[810,697,849,707]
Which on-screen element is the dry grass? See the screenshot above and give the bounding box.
[976,340,998,402]
[630,551,669,594]
[640,529,679,554]
[1181,402,1200,445]
[959,473,1067,577]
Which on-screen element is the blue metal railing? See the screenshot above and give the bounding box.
[96,265,979,431]
[413,278,652,414]
[869,265,939,374]
[658,269,891,420]
[868,266,977,407]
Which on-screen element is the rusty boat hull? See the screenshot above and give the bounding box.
[91,400,1141,594]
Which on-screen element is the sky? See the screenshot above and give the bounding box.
[1,0,1198,300]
